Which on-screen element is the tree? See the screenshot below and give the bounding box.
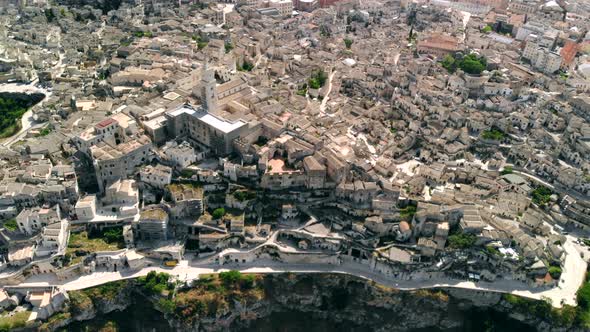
[460,56,486,74]
[344,38,353,49]
[459,53,487,75]
[500,166,513,175]
[482,25,493,33]
[548,266,562,279]
[577,282,590,309]
[45,9,56,22]
[224,42,233,54]
[212,208,225,219]
[441,54,456,73]
[531,186,553,207]
[309,69,327,89]
[447,232,476,249]
[219,270,242,286]
[103,227,123,244]
[441,53,487,75]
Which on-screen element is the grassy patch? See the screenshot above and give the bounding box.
[179,169,196,178]
[0,123,21,139]
[84,280,129,303]
[399,204,417,220]
[414,289,449,302]
[447,231,476,249]
[3,218,17,231]
[344,38,353,49]
[531,186,553,207]
[133,31,153,38]
[0,310,30,331]
[66,230,122,265]
[296,83,308,96]
[481,128,506,141]
[35,127,52,137]
[39,312,71,331]
[233,190,256,202]
[68,231,122,252]
[68,291,93,316]
[172,271,264,323]
[500,166,513,175]
[225,42,233,54]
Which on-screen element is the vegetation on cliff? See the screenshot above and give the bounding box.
[0,310,30,331]
[65,229,123,266]
[50,272,590,331]
[0,93,44,138]
[159,271,264,324]
[502,268,590,329]
[138,271,175,294]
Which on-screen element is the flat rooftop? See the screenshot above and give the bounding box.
[167,106,247,134]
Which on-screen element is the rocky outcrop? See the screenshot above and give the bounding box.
[50,273,581,332]
[39,280,133,331]
[160,274,539,332]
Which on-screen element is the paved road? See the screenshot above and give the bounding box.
[20,236,586,308]
[320,70,337,113]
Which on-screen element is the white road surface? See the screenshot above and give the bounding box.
[320,70,337,113]
[18,237,587,308]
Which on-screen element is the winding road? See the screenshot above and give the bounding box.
[18,236,586,308]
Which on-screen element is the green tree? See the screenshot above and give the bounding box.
[548,266,562,279]
[45,9,56,22]
[219,270,242,286]
[441,54,456,73]
[447,232,476,249]
[344,38,353,49]
[531,186,553,207]
[225,42,233,53]
[212,208,225,219]
[459,53,487,75]
[309,69,327,89]
[500,166,513,175]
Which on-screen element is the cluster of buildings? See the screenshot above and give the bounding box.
[0,0,589,324]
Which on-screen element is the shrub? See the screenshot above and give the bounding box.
[308,69,327,89]
[236,60,254,72]
[548,266,562,279]
[233,191,256,202]
[531,186,553,207]
[399,205,417,219]
[157,299,175,314]
[219,270,242,286]
[212,208,225,220]
[344,38,353,49]
[103,227,123,244]
[500,166,513,175]
[3,219,17,231]
[481,128,505,141]
[224,42,233,53]
[139,272,172,294]
[447,232,476,249]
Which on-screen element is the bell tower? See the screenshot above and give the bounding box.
[200,59,217,112]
